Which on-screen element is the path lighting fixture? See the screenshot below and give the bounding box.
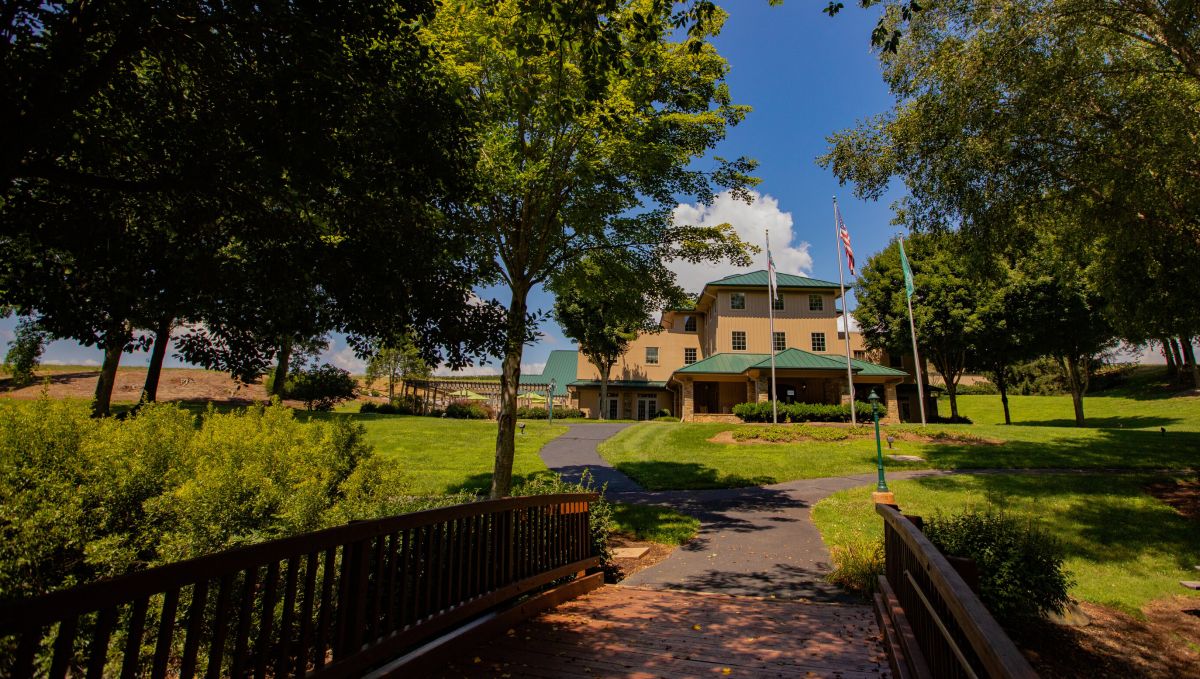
[518,422,526,436]
[886,435,895,449]
[869,390,895,505]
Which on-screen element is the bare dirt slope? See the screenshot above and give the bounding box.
[0,366,269,404]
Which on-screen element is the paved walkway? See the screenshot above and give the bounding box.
[443,585,891,678]
[538,423,642,493]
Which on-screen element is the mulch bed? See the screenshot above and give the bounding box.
[606,533,675,583]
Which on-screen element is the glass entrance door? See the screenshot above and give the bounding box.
[606,397,619,420]
[636,394,657,421]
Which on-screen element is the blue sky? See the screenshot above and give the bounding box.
[2,3,912,374]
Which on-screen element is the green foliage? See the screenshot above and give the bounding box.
[514,406,584,419]
[923,508,1073,627]
[0,399,444,600]
[445,401,491,420]
[827,541,885,596]
[288,364,357,411]
[365,338,430,401]
[732,401,872,423]
[954,381,998,395]
[2,317,49,386]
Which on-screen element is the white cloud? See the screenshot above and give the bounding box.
[44,358,101,367]
[836,315,860,333]
[327,346,367,374]
[522,362,546,375]
[433,364,500,377]
[670,190,813,294]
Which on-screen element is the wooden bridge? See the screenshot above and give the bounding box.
[0,494,1033,678]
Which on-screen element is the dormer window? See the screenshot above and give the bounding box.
[684,315,697,332]
[730,292,745,310]
[809,294,824,311]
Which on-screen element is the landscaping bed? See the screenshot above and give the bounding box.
[708,423,995,445]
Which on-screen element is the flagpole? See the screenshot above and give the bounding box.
[900,234,928,426]
[833,197,857,426]
[767,230,778,425]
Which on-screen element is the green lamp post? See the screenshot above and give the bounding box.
[868,389,895,505]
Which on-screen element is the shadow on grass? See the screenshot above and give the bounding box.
[907,473,1200,575]
[614,461,777,491]
[1011,415,1183,429]
[443,470,558,495]
[925,428,1200,470]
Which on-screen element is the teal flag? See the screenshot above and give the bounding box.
[899,238,915,298]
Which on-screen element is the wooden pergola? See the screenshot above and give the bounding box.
[400,379,556,415]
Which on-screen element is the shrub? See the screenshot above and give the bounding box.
[445,400,490,419]
[359,401,377,413]
[827,541,885,596]
[655,408,672,418]
[288,363,357,411]
[514,406,584,419]
[923,508,1073,627]
[732,401,872,423]
[0,399,405,599]
[955,381,998,395]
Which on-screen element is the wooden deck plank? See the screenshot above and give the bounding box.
[437,585,891,678]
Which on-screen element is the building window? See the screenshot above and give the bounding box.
[811,332,826,352]
[684,315,697,332]
[773,332,786,352]
[889,353,904,368]
[809,294,824,311]
[684,347,697,365]
[853,350,866,361]
[730,292,745,310]
[772,295,784,311]
[732,331,747,351]
[646,347,659,365]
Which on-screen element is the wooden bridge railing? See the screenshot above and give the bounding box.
[0,493,600,678]
[875,503,1036,679]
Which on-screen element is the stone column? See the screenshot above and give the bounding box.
[681,378,695,421]
[755,375,769,402]
[883,382,900,424]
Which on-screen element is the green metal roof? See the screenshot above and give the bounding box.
[568,380,668,389]
[519,350,578,396]
[705,270,840,289]
[675,353,770,374]
[750,348,849,371]
[821,355,909,377]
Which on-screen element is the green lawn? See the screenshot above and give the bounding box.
[611,503,700,545]
[597,390,1200,491]
[812,474,1200,615]
[304,413,567,495]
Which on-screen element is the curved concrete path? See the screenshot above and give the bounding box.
[537,423,642,493]
[538,423,912,602]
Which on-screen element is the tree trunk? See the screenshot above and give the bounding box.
[387,372,396,402]
[996,369,1011,425]
[1161,337,1178,377]
[490,283,530,499]
[271,341,293,398]
[141,315,173,403]
[1169,338,1185,382]
[1062,356,1086,427]
[93,332,128,418]
[598,362,611,421]
[1180,336,1200,389]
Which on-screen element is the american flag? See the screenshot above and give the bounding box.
[767,235,779,301]
[835,202,855,276]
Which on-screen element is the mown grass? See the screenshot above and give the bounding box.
[812,474,1200,615]
[299,412,567,495]
[597,389,1200,491]
[611,503,700,545]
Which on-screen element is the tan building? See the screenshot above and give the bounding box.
[550,270,937,423]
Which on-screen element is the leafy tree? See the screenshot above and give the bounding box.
[550,253,687,420]
[366,337,431,403]
[819,0,1200,380]
[854,233,981,420]
[2,316,50,386]
[288,364,358,412]
[432,0,757,497]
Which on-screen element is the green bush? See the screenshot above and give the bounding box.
[954,381,998,395]
[288,364,357,411]
[514,406,584,419]
[923,508,1073,627]
[827,541,885,596]
[0,399,457,600]
[655,408,671,418]
[732,400,872,423]
[732,424,852,443]
[445,400,490,419]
